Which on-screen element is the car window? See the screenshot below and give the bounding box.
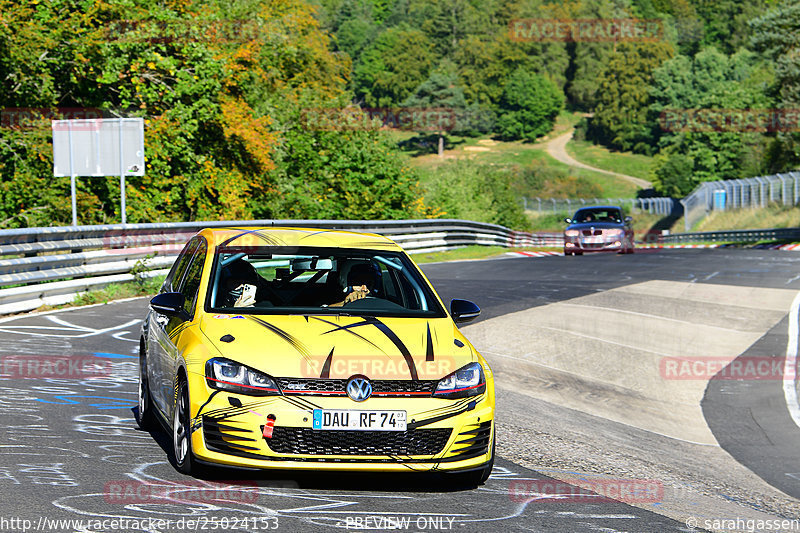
[206,243,445,318]
[162,238,200,293]
[573,208,623,223]
[178,239,207,317]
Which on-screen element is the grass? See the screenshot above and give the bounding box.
[694,204,800,232]
[413,245,559,264]
[566,139,654,181]
[392,111,643,200]
[34,274,166,313]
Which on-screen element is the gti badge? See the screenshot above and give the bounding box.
[346,376,372,402]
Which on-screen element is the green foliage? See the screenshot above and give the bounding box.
[750,1,800,170]
[266,99,435,219]
[352,26,435,107]
[590,41,675,154]
[496,69,564,142]
[421,160,530,230]
[648,47,773,194]
[0,0,435,227]
[650,152,695,197]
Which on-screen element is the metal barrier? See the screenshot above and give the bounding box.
[660,227,800,244]
[680,172,800,231]
[0,219,563,315]
[523,197,678,216]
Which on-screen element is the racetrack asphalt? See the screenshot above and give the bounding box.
[1,248,800,532]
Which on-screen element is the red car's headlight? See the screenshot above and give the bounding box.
[565,230,579,237]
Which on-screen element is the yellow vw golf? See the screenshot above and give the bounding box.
[137,228,495,483]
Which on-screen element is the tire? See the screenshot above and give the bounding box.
[575,251,583,256]
[136,342,156,430]
[173,377,198,475]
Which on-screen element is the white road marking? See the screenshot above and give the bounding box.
[0,318,140,338]
[782,290,800,429]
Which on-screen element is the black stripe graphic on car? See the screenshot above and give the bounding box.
[425,322,434,362]
[247,316,313,365]
[314,316,387,354]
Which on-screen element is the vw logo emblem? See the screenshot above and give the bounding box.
[346,376,372,402]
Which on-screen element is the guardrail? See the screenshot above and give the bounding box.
[0,219,563,315]
[659,227,800,244]
[523,197,679,216]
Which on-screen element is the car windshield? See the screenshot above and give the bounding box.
[572,209,622,224]
[206,245,445,318]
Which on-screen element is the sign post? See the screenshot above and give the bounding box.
[52,118,145,226]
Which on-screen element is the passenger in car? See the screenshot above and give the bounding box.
[329,263,380,307]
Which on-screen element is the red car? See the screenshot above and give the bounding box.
[563,206,635,255]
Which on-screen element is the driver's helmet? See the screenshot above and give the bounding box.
[220,258,260,305]
[344,261,381,296]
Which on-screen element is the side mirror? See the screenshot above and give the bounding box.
[564,218,572,224]
[150,292,188,320]
[624,216,633,223]
[450,299,480,324]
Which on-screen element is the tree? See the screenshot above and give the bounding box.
[750,1,800,170]
[647,47,773,194]
[589,40,675,153]
[402,72,468,156]
[352,26,435,108]
[495,69,563,142]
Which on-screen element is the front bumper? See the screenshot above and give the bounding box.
[564,239,624,253]
[186,371,494,472]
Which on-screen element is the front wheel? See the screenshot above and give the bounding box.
[173,377,198,475]
[136,344,156,430]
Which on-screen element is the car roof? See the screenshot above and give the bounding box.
[196,227,403,251]
[575,205,622,210]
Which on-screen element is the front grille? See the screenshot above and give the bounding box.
[275,378,438,397]
[582,229,602,236]
[277,378,346,394]
[266,427,452,456]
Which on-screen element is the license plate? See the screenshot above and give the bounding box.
[312,409,407,431]
[583,236,603,243]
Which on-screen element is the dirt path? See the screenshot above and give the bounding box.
[546,130,652,189]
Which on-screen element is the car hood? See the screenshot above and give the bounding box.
[199,313,476,381]
[567,221,624,230]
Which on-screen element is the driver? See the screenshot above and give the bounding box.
[329,262,380,307]
[220,258,266,307]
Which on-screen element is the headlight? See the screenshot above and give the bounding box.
[205,357,281,396]
[434,362,486,399]
[606,229,623,237]
[565,230,579,237]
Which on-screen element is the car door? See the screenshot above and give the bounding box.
[148,238,199,415]
[162,238,207,416]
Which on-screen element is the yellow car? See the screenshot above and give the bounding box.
[137,227,495,483]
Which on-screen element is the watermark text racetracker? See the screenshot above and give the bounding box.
[509,18,663,42]
[0,515,279,533]
[1,355,111,379]
[660,356,794,381]
[508,478,663,504]
[659,108,800,132]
